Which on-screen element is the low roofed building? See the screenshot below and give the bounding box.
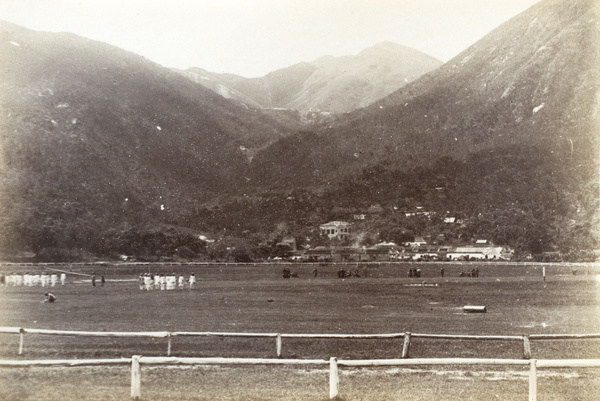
[319,221,351,239]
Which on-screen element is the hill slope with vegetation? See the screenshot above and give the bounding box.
[0,0,597,261]
[0,21,293,259]
[246,0,599,257]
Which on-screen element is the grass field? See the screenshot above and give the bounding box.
[1,262,599,400]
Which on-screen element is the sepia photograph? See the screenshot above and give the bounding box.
[0,0,599,400]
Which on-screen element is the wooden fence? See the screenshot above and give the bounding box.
[1,355,599,400]
[2,327,600,359]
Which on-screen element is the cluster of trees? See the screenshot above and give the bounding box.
[1,144,597,262]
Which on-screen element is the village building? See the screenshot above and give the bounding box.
[319,221,351,239]
[276,236,297,251]
[447,245,513,260]
[366,204,384,214]
[404,206,434,218]
[405,236,428,248]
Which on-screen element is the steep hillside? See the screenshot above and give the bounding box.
[179,42,442,114]
[251,0,599,187]
[0,21,292,255]
[247,0,599,255]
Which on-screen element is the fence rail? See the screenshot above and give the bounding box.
[2,327,600,360]
[1,355,599,400]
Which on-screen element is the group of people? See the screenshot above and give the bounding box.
[460,267,480,277]
[0,272,66,287]
[407,268,422,278]
[337,267,360,278]
[139,272,196,290]
[282,267,299,278]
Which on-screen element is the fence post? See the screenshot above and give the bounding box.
[528,359,537,401]
[167,333,172,356]
[523,335,531,359]
[329,357,339,399]
[402,332,411,358]
[131,355,141,400]
[276,333,282,357]
[18,328,24,356]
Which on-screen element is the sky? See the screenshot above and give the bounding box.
[0,0,541,78]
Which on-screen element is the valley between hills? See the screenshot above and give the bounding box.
[0,0,598,263]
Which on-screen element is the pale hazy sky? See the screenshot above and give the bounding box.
[0,0,541,77]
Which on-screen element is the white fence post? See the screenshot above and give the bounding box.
[18,329,24,356]
[329,357,339,399]
[276,334,282,357]
[131,355,141,400]
[402,332,411,358]
[529,359,537,401]
[523,335,531,359]
[167,333,172,356]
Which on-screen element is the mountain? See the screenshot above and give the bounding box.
[1,0,598,260]
[251,0,599,187]
[177,42,443,114]
[0,21,293,255]
[246,0,599,255]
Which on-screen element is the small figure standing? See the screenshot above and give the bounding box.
[189,273,196,289]
[166,273,176,290]
[60,273,66,286]
[100,275,105,287]
[50,273,58,287]
[440,267,444,277]
[44,292,56,303]
[178,274,184,289]
[313,268,318,277]
[91,272,96,287]
[144,274,154,291]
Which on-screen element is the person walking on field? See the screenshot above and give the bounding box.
[60,273,66,286]
[178,274,185,289]
[91,272,96,287]
[189,273,196,289]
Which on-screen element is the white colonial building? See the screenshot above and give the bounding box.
[319,221,351,239]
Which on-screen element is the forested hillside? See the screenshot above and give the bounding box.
[0,0,597,262]
[0,21,292,259]
[245,0,599,257]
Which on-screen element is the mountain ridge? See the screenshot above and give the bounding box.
[177,41,443,114]
[250,0,599,187]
